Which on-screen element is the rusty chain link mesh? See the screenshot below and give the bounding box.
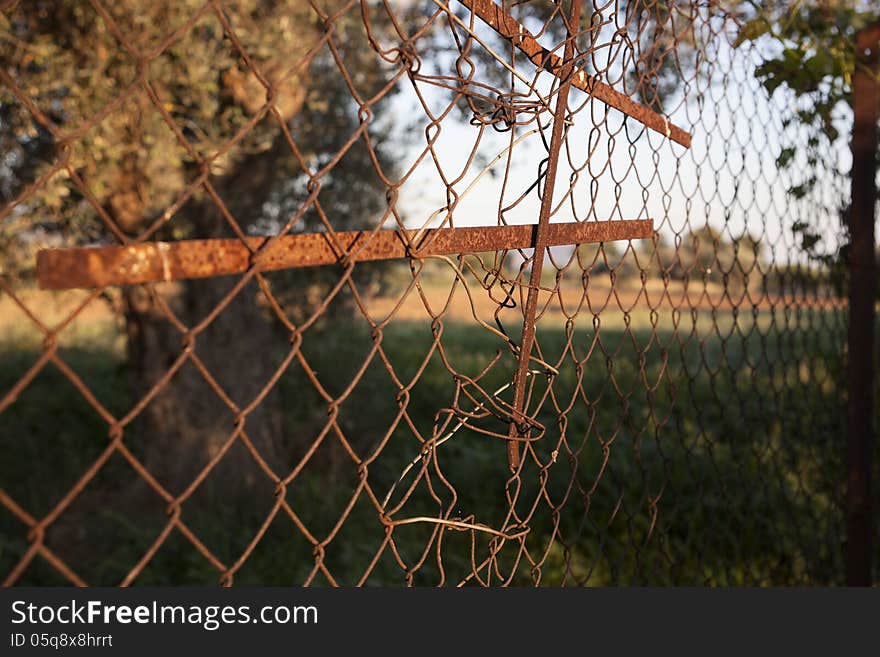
[0,0,853,586]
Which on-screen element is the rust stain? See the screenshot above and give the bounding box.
[36,220,653,290]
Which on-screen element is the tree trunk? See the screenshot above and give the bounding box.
[122,141,296,496]
[123,275,284,495]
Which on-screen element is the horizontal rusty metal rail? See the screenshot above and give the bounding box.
[36,219,653,289]
[460,0,692,148]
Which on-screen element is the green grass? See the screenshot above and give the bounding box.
[0,303,858,586]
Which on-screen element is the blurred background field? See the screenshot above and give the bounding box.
[0,263,847,585]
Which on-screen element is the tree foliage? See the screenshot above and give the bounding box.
[0,0,405,282]
[733,0,878,275]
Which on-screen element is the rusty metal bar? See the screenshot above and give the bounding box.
[845,23,879,587]
[459,0,692,148]
[36,219,653,290]
[504,0,585,472]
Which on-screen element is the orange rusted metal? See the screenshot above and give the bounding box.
[36,220,654,290]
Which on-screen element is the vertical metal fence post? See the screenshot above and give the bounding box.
[506,0,584,472]
[846,23,879,586]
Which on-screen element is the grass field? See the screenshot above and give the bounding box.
[0,276,854,585]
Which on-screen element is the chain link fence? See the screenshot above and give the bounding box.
[0,0,876,586]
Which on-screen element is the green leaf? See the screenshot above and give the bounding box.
[788,184,807,200]
[734,17,771,48]
[801,233,821,251]
[775,147,796,169]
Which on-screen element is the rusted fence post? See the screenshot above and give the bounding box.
[504,0,584,472]
[846,23,879,586]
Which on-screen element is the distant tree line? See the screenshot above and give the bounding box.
[568,224,764,290]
